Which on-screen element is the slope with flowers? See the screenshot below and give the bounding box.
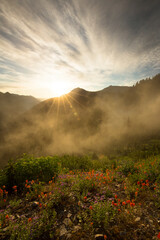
[0,152,160,240]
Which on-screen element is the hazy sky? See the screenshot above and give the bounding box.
[0,0,160,98]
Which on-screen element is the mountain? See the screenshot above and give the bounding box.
[0,92,40,151]
[0,92,40,125]
[0,74,160,166]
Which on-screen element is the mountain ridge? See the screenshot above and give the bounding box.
[0,74,160,166]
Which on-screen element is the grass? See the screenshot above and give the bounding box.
[0,152,160,239]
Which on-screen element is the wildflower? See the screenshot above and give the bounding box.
[5,215,9,220]
[137,181,140,185]
[28,218,32,223]
[135,192,138,196]
[157,232,160,239]
[130,202,135,207]
[122,201,126,206]
[89,206,93,210]
[115,194,117,199]
[90,222,93,225]
[26,180,28,183]
[126,200,130,204]
[84,196,87,200]
[118,209,121,212]
[39,203,42,208]
[104,235,107,239]
[3,185,5,189]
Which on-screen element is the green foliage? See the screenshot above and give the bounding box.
[120,160,137,176]
[8,209,57,240]
[0,169,7,188]
[59,155,93,171]
[9,199,22,208]
[90,202,117,229]
[2,155,59,190]
[73,178,98,196]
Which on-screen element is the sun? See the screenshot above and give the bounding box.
[51,81,71,97]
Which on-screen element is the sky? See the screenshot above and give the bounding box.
[0,0,160,98]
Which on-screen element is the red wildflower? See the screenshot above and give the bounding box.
[39,203,42,208]
[5,215,9,220]
[84,196,87,200]
[89,206,93,210]
[130,202,135,207]
[28,218,32,223]
[157,232,160,239]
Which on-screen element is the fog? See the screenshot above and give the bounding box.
[0,75,160,167]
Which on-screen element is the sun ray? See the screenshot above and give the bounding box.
[67,93,86,109]
[61,95,67,113]
[63,94,80,120]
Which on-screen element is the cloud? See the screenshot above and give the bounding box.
[0,0,159,97]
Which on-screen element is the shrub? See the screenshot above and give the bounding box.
[3,155,59,190]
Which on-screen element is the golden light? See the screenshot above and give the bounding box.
[50,80,71,97]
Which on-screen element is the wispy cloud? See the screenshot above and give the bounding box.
[0,0,159,97]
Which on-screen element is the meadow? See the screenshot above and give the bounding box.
[0,146,160,240]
